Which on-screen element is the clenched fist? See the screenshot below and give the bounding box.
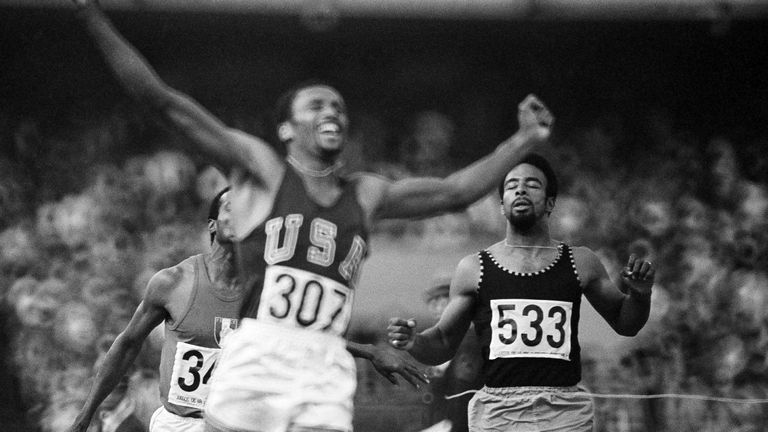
[387,317,417,351]
[517,94,554,142]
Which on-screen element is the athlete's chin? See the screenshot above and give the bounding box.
[318,144,344,159]
[217,233,236,244]
[508,215,537,232]
[317,136,345,152]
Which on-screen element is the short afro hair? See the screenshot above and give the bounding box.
[274,79,341,130]
[497,153,558,200]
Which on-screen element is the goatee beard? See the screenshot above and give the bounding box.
[509,213,537,232]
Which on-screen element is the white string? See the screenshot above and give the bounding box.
[444,389,768,404]
[287,155,343,177]
[503,240,559,249]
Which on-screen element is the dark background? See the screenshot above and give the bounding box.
[2,4,768,431]
[2,7,767,159]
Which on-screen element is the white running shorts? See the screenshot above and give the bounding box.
[205,319,356,432]
[149,406,205,432]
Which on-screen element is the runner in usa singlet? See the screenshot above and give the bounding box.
[205,166,369,432]
[235,165,368,335]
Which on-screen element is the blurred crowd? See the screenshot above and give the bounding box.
[0,101,767,432]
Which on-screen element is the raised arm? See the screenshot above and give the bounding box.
[387,254,479,365]
[359,95,553,221]
[67,270,172,432]
[576,248,654,337]
[72,0,282,181]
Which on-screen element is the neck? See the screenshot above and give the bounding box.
[504,223,554,248]
[208,241,237,279]
[287,154,343,178]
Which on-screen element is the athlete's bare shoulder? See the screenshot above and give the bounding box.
[143,255,197,308]
[225,129,285,189]
[451,252,483,298]
[570,245,605,285]
[349,171,390,226]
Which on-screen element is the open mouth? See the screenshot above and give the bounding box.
[318,122,341,137]
[512,199,532,210]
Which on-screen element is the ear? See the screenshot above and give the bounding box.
[545,196,556,214]
[208,219,216,235]
[499,202,505,216]
[278,123,294,142]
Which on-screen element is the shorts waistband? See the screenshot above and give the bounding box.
[239,318,346,347]
[481,385,583,396]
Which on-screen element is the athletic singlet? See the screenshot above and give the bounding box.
[235,166,369,337]
[472,243,583,387]
[158,254,243,417]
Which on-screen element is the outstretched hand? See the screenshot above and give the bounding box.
[368,343,429,388]
[517,94,554,142]
[620,254,655,299]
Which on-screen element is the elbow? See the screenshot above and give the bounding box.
[113,330,144,354]
[440,185,474,210]
[614,321,647,337]
[121,79,173,110]
[616,327,640,337]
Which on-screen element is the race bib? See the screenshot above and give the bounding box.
[167,342,219,409]
[489,299,572,360]
[257,265,353,336]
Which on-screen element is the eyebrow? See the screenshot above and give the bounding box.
[505,177,543,186]
[306,97,346,110]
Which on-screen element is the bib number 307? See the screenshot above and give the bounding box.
[258,265,353,336]
[489,299,572,360]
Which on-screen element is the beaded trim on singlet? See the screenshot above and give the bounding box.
[487,243,565,277]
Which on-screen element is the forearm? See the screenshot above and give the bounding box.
[76,3,169,106]
[408,327,456,366]
[614,291,651,336]
[444,131,541,205]
[74,335,142,425]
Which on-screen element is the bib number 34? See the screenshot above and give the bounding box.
[168,342,219,409]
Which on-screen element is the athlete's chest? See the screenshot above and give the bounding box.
[492,248,562,275]
[254,177,369,282]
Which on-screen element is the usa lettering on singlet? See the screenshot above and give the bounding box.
[254,214,366,336]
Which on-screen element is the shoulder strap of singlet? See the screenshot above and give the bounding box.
[166,255,202,331]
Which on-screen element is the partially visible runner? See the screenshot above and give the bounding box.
[388,154,655,432]
[66,188,243,432]
[67,189,423,432]
[71,2,553,430]
[421,273,482,432]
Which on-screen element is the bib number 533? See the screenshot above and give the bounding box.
[488,299,572,360]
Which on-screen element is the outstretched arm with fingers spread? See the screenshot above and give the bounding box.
[347,342,429,388]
